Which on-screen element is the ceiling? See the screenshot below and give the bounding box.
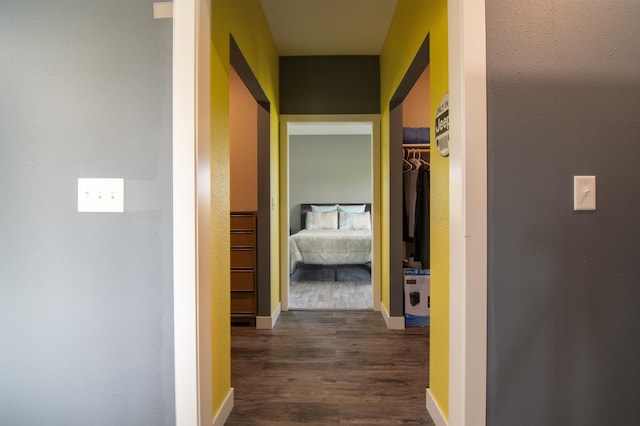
[260,0,399,56]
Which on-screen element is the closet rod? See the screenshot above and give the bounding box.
[402,143,430,148]
[403,148,430,152]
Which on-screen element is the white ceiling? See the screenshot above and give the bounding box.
[260,0,399,56]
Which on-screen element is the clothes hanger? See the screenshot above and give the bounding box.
[410,149,422,168]
[403,148,413,172]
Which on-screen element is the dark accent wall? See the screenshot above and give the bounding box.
[231,36,270,110]
[486,1,640,425]
[0,1,174,424]
[256,105,271,316]
[280,56,380,114]
[389,105,405,317]
[389,35,429,110]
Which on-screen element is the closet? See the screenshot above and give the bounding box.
[230,65,259,325]
[402,133,430,269]
[400,62,431,271]
[229,39,273,326]
[396,61,431,328]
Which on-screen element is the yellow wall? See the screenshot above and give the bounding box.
[210,0,280,416]
[380,0,450,418]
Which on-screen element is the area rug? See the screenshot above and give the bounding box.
[290,264,371,283]
[290,264,337,282]
[289,264,372,310]
[289,280,372,310]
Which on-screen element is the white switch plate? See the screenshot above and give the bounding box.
[78,178,124,213]
[573,176,596,211]
[153,2,173,19]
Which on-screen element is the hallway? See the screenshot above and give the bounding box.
[228,311,433,425]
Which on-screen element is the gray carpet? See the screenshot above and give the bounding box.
[289,264,372,310]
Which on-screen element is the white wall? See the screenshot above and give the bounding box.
[289,134,372,232]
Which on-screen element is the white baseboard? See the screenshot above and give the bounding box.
[426,388,447,426]
[256,302,281,329]
[212,387,234,426]
[380,304,405,329]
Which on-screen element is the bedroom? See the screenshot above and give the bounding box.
[287,123,374,310]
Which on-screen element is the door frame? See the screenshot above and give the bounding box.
[172,0,212,424]
[447,0,488,425]
[279,114,382,313]
[170,0,490,424]
[229,35,272,319]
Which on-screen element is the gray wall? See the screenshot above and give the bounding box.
[0,2,174,425]
[289,134,372,233]
[486,1,640,425]
[280,56,380,114]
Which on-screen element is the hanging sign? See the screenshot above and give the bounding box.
[435,92,449,157]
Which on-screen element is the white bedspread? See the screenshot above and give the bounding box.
[289,229,372,273]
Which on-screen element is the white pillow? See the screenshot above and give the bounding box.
[337,204,366,213]
[306,210,338,229]
[338,211,352,229]
[339,211,371,230]
[311,204,338,212]
[352,211,371,230]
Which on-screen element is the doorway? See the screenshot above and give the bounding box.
[229,36,272,325]
[279,115,382,313]
[287,122,374,310]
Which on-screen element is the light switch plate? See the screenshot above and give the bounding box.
[573,176,596,211]
[78,178,124,213]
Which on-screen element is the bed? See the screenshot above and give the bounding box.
[289,203,372,274]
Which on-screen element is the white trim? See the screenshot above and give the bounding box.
[371,119,382,313]
[195,0,213,424]
[380,304,405,330]
[448,0,488,425]
[279,119,290,311]
[427,388,448,426]
[172,0,199,424]
[153,2,173,19]
[173,0,212,425]
[256,303,282,329]
[279,114,381,314]
[211,388,234,426]
[289,122,372,135]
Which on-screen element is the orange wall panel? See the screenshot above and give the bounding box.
[229,66,258,211]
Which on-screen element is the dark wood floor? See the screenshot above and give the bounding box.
[227,310,434,425]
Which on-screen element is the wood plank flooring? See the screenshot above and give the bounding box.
[227,311,433,425]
